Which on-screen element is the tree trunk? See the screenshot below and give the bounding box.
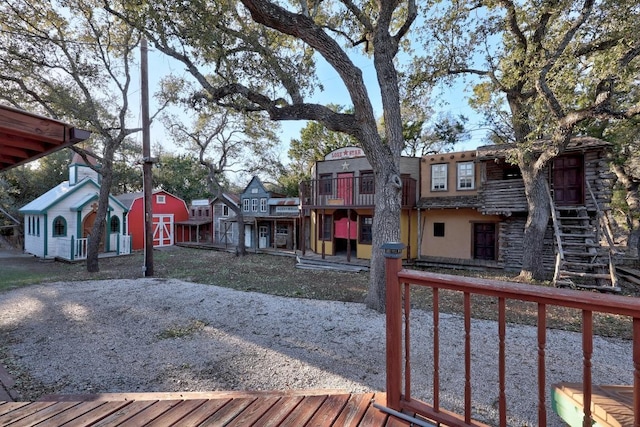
[86,148,116,273]
[518,162,551,281]
[86,175,112,273]
[364,159,402,312]
[611,162,640,259]
[235,207,247,256]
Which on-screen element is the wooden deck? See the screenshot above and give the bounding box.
[0,391,414,426]
[552,383,634,427]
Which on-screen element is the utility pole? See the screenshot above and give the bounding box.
[141,37,154,276]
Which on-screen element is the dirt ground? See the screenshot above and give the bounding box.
[1,245,639,341]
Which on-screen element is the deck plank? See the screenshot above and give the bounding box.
[306,393,351,426]
[252,395,304,427]
[0,401,30,417]
[167,398,232,426]
[332,393,376,427]
[197,396,256,426]
[278,394,328,426]
[6,401,80,426]
[0,401,56,425]
[90,400,157,427]
[226,396,282,426]
[359,392,395,427]
[119,400,181,425]
[143,399,208,427]
[34,400,108,426]
[1,392,411,426]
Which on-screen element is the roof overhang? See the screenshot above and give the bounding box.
[0,105,91,172]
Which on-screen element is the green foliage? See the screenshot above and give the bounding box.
[153,153,210,202]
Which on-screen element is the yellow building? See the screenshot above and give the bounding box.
[300,146,420,261]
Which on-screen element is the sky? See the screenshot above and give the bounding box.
[139,43,489,165]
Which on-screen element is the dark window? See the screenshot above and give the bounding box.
[503,167,522,180]
[434,222,445,237]
[319,174,333,195]
[319,214,332,241]
[53,216,66,237]
[110,216,120,233]
[360,171,374,194]
[359,215,373,244]
[205,208,210,217]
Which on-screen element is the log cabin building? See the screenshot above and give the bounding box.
[417,137,617,290]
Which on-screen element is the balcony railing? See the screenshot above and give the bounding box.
[383,250,639,426]
[300,175,417,208]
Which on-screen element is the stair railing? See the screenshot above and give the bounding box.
[585,179,619,289]
[547,185,565,285]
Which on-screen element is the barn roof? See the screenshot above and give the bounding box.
[0,105,91,172]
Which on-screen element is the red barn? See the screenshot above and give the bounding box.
[116,190,189,250]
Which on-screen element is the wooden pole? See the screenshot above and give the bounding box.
[141,37,153,276]
[384,242,405,410]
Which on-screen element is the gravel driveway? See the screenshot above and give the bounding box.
[0,278,633,426]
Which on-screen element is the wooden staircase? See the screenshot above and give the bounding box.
[550,203,619,292]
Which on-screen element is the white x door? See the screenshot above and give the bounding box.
[153,214,174,247]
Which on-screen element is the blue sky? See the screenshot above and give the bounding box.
[141,45,488,161]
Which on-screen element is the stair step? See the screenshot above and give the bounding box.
[563,252,605,258]
[557,216,589,221]
[558,225,591,229]
[556,205,587,210]
[558,233,596,238]
[559,271,612,279]
[562,261,608,268]
[562,242,600,248]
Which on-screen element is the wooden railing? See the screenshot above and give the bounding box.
[383,250,640,427]
[300,175,417,208]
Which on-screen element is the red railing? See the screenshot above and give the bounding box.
[300,176,417,208]
[384,253,640,427]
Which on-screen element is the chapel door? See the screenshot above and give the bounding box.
[337,172,353,204]
[553,154,584,206]
[82,211,105,251]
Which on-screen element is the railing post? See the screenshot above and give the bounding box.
[383,242,405,410]
[70,235,75,261]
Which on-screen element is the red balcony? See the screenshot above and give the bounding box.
[300,175,417,208]
[384,253,639,426]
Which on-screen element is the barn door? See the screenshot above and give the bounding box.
[553,154,584,206]
[152,214,174,247]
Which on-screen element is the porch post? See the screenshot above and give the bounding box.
[346,208,351,263]
[384,242,405,410]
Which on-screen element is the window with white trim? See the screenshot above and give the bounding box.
[243,199,250,212]
[223,205,229,216]
[431,164,448,191]
[52,216,67,237]
[156,195,166,204]
[260,198,267,212]
[252,198,258,212]
[457,161,475,190]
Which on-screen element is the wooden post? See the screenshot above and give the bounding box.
[634,318,640,427]
[384,242,405,410]
[141,37,153,276]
